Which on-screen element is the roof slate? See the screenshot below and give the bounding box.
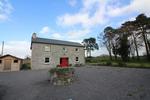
[32,37,83,47]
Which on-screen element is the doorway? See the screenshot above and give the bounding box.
[4,59,11,70]
[60,57,69,67]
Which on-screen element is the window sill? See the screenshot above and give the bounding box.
[44,63,50,65]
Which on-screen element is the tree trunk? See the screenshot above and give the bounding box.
[142,32,150,59]
[133,34,140,60]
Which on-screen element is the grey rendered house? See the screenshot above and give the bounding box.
[31,33,85,70]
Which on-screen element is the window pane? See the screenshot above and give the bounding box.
[0,60,2,64]
[45,57,49,63]
[75,48,78,51]
[14,60,18,63]
[76,57,79,61]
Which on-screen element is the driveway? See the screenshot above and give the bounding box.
[0,66,150,100]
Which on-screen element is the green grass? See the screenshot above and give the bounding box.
[86,56,150,68]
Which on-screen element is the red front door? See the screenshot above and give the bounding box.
[60,57,69,67]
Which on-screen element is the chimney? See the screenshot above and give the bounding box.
[32,33,37,39]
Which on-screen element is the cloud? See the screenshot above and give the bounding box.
[69,0,77,7]
[58,0,150,29]
[39,26,51,34]
[0,0,13,21]
[67,28,90,39]
[107,0,150,17]
[51,33,62,39]
[0,41,31,58]
[57,0,107,28]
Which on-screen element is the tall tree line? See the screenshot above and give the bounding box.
[99,14,150,61]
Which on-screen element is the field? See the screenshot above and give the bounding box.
[86,56,150,68]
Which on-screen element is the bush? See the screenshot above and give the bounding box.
[49,67,75,75]
[118,62,127,67]
[21,63,31,70]
[106,61,112,66]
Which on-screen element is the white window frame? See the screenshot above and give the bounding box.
[44,46,50,52]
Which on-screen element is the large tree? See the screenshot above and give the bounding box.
[82,37,99,57]
[122,21,141,60]
[103,26,115,60]
[135,14,150,59]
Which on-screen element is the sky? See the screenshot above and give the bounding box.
[0,0,150,58]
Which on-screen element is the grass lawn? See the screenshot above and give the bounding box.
[86,56,150,68]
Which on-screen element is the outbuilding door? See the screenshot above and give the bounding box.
[4,59,11,70]
[60,57,69,67]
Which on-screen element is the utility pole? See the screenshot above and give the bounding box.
[1,41,4,56]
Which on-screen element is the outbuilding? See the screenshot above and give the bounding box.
[0,54,22,72]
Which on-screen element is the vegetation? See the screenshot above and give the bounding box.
[98,13,150,61]
[49,67,75,85]
[21,63,31,70]
[86,56,150,68]
[82,37,99,57]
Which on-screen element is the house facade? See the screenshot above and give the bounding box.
[31,33,85,70]
[0,54,22,72]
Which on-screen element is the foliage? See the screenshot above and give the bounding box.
[49,67,75,75]
[98,13,150,61]
[82,37,99,57]
[21,63,31,70]
[117,34,130,61]
[86,56,150,68]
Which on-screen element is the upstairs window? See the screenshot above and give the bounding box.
[14,60,18,63]
[45,57,50,63]
[0,60,2,64]
[44,46,50,52]
[75,48,79,51]
[63,47,67,52]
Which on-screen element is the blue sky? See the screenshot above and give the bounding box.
[0,0,150,58]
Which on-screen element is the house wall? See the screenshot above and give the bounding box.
[0,56,21,72]
[31,43,85,70]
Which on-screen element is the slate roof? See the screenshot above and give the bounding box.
[31,37,83,47]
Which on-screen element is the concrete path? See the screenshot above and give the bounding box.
[0,66,150,100]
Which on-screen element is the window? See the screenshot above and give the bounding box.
[45,57,50,63]
[75,48,79,51]
[44,46,50,52]
[14,60,18,63]
[63,47,67,52]
[0,60,2,64]
[76,57,79,62]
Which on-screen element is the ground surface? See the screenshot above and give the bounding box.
[0,66,150,100]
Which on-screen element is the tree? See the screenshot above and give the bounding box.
[82,37,99,57]
[122,21,141,60]
[135,14,150,59]
[103,26,115,60]
[117,33,130,61]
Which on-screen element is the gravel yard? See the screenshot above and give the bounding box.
[0,66,150,100]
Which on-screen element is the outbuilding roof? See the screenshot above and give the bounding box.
[31,37,83,47]
[0,54,22,60]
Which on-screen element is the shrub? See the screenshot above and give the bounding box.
[49,67,75,75]
[118,62,127,67]
[106,61,112,66]
[21,63,31,70]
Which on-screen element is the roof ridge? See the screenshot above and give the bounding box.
[32,37,83,47]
